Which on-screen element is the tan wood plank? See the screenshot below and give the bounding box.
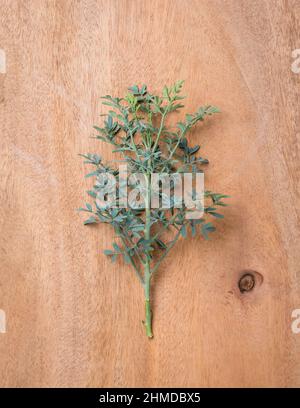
[0,0,299,387]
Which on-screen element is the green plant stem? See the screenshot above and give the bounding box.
[152,111,166,152]
[126,124,144,167]
[143,173,153,338]
[116,227,144,284]
[152,212,179,241]
[152,100,172,153]
[151,227,182,275]
[122,228,145,267]
[162,127,188,172]
[144,260,153,338]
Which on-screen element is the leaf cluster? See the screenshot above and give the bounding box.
[80,81,229,283]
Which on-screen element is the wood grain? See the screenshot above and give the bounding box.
[0,0,299,387]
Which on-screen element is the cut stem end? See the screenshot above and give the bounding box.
[145,299,153,338]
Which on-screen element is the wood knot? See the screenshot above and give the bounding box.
[238,273,255,293]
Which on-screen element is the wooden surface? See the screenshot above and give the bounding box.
[0,0,300,388]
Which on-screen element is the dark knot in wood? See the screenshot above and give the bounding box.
[239,273,255,293]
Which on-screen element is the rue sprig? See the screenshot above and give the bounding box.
[79,81,229,338]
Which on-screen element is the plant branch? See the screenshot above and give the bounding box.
[151,228,182,275]
[116,227,144,284]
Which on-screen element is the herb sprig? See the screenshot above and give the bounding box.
[80,81,229,338]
